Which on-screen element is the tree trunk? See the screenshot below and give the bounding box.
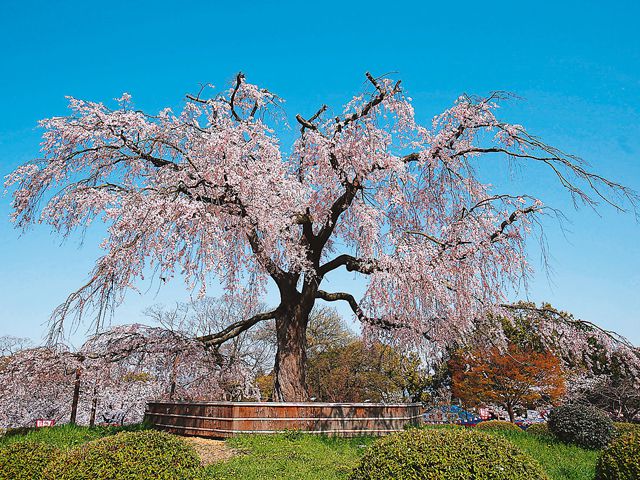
[169,353,180,400]
[273,306,310,402]
[506,403,515,423]
[89,384,98,427]
[69,367,82,425]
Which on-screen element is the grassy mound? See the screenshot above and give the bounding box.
[349,428,549,479]
[42,430,200,480]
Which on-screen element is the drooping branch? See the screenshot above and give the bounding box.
[452,145,638,215]
[500,303,638,351]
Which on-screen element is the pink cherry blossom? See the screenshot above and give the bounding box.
[6,73,637,401]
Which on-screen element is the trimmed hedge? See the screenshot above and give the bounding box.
[526,423,550,436]
[0,441,61,480]
[475,420,521,432]
[595,431,640,480]
[548,404,614,449]
[349,428,549,480]
[42,430,200,480]
[613,422,640,437]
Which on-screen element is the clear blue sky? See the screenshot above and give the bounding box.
[1,0,639,346]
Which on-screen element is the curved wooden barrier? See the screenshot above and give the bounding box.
[145,401,423,438]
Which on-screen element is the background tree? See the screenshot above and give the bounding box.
[496,302,640,421]
[450,344,566,422]
[0,324,257,429]
[7,72,638,400]
[307,340,431,403]
[567,374,640,422]
[499,302,640,377]
[144,297,275,378]
[0,335,32,356]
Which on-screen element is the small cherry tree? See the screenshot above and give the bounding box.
[0,324,256,429]
[6,73,637,401]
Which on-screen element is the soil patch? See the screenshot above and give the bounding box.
[183,436,238,466]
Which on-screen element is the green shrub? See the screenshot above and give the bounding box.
[420,423,464,430]
[475,420,522,431]
[0,441,60,480]
[613,422,640,437]
[548,404,614,449]
[42,430,200,480]
[349,428,549,480]
[595,431,640,479]
[526,422,550,436]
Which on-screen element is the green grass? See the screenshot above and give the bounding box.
[201,433,375,480]
[484,429,599,480]
[0,423,149,450]
[1,424,599,479]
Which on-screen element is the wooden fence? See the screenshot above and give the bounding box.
[145,401,423,438]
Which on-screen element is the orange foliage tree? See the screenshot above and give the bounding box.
[450,345,565,422]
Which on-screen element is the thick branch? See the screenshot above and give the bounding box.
[315,182,361,248]
[490,205,539,243]
[334,72,401,136]
[316,290,403,331]
[318,254,382,276]
[197,308,279,347]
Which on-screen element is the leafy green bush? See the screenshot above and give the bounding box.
[0,441,60,480]
[526,422,550,436]
[419,423,464,430]
[349,428,549,479]
[42,430,200,480]
[613,422,640,437]
[595,431,640,480]
[548,404,614,449]
[475,420,522,431]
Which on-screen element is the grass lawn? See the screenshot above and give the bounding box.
[486,430,598,480]
[1,424,599,479]
[0,423,148,450]
[202,433,374,480]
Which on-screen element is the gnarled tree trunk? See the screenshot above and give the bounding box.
[273,311,309,401]
[272,281,317,402]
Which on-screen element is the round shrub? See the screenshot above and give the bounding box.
[475,420,522,432]
[42,430,200,480]
[526,422,550,436]
[548,404,614,449]
[349,428,549,480]
[595,431,640,480]
[0,441,60,480]
[613,422,640,437]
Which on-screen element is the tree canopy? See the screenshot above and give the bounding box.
[6,72,638,400]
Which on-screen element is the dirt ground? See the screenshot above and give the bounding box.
[183,436,239,466]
